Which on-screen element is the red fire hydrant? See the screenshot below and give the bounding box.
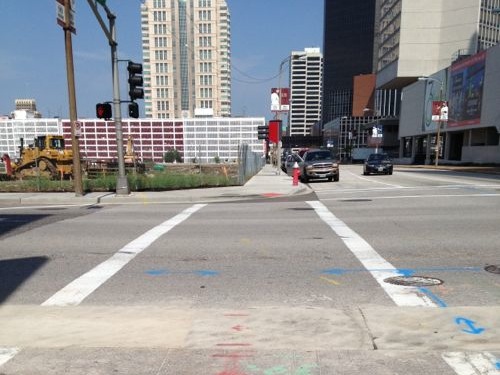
[292,162,300,186]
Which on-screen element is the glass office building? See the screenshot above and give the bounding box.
[322,0,379,123]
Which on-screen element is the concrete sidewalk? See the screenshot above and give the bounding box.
[0,164,311,206]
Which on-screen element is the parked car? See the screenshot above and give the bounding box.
[363,153,393,175]
[284,153,303,175]
[300,149,339,182]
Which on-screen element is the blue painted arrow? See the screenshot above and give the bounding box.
[454,317,485,335]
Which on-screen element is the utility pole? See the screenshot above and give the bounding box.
[88,0,129,195]
[63,0,84,196]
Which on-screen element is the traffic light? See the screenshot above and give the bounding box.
[257,125,269,140]
[96,103,112,119]
[128,102,139,118]
[127,61,144,101]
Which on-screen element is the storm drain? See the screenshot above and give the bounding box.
[384,275,443,287]
[485,265,500,274]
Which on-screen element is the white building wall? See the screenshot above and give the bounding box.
[481,42,500,133]
[378,0,482,87]
[0,117,264,164]
[0,119,61,159]
[183,118,265,163]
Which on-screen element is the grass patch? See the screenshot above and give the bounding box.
[0,171,238,193]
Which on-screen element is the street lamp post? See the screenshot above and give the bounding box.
[274,57,290,175]
[418,76,446,166]
[274,54,306,175]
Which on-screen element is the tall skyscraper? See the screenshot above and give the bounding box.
[140,0,231,119]
[321,0,379,123]
[288,48,323,136]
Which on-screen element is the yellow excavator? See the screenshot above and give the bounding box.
[9,135,73,179]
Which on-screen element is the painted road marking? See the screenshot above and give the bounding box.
[0,348,19,367]
[42,204,206,307]
[308,200,497,374]
[319,276,341,285]
[322,266,482,276]
[307,200,434,307]
[347,170,404,188]
[418,287,448,308]
[442,352,500,375]
[454,317,486,335]
[320,193,500,202]
[145,269,219,277]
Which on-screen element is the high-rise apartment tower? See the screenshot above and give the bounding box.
[140,0,231,119]
[288,48,323,136]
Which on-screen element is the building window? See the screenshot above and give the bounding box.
[198,0,212,7]
[199,75,213,85]
[199,36,212,47]
[154,50,168,60]
[199,10,212,21]
[199,62,213,73]
[198,23,212,34]
[155,75,169,86]
[155,62,169,73]
[153,11,166,22]
[154,37,168,48]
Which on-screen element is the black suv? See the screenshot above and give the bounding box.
[363,153,393,175]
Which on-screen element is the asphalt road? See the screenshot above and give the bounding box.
[0,164,499,374]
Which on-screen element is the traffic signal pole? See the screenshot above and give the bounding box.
[88,0,129,195]
[109,14,129,194]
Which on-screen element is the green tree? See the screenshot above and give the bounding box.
[164,149,182,163]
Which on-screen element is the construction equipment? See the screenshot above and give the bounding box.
[124,136,145,173]
[2,135,146,180]
[10,135,73,179]
[83,136,145,178]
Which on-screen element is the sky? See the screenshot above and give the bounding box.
[0,0,323,120]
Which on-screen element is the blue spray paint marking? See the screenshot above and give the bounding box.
[146,269,168,276]
[195,270,219,277]
[145,269,219,277]
[321,266,482,276]
[321,267,491,338]
[418,287,448,308]
[454,317,485,335]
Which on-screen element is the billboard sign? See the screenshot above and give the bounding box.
[271,88,290,112]
[448,51,486,127]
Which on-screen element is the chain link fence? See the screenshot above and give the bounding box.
[237,143,266,185]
